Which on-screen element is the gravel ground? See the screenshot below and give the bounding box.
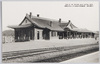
[35,47,98,63]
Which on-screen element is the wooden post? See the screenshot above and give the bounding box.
[81,33,83,38]
[75,32,76,38]
[15,29,17,42]
[29,30,30,40]
[76,32,77,38]
[66,32,68,39]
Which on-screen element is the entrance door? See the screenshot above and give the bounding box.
[43,29,50,40]
[37,31,40,39]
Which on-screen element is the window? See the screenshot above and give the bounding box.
[51,31,56,37]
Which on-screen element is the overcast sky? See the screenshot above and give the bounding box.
[2,1,99,31]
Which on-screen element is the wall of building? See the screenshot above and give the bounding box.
[50,31,59,39]
[21,19,32,25]
[34,28,43,40]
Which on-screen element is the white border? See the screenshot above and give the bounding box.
[0,0,99,64]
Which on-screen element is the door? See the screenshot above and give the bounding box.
[43,29,50,40]
[37,31,40,39]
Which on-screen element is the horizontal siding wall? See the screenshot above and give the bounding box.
[50,31,59,39]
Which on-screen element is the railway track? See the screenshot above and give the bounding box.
[2,43,99,63]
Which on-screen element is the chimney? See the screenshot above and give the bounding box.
[50,21,52,27]
[29,12,32,18]
[37,14,39,17]
[26,13,28,16]
[69,20,71,23]
[59,18,61,23]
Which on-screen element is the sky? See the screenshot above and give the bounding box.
[2,1,99,31]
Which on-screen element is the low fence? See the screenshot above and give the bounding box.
[2,36,15,44]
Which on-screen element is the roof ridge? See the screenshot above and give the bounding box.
[26,14,68,23]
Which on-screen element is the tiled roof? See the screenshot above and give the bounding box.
[60,23,68,29]
[8,24,32,28]
[60,21,77,29]
[26,14,64,31]
[70,28,92,33]
[8,13,93,33]
[60,21,93,33]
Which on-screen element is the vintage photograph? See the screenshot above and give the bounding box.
[2,1,99,63]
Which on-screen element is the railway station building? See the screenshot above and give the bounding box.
[8,12,95,42]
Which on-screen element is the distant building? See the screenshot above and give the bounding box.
[8,12,95,42]
[2,30,14,43]
[2,36,14,43]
